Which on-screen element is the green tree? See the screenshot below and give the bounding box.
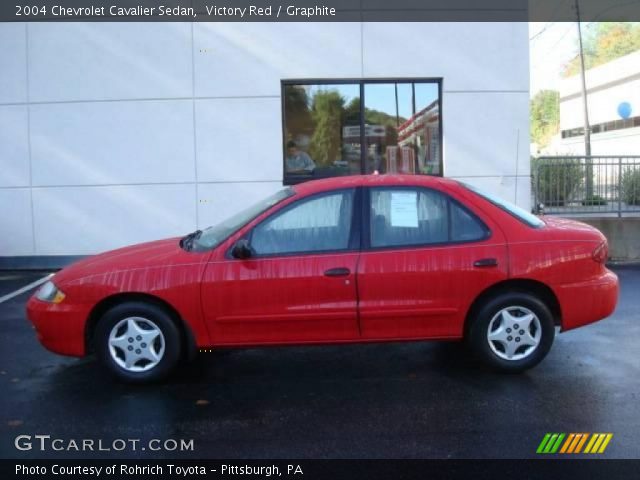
[530,90,560,148]
[343,97,361,126]
[563,22,640,77]
[308,90,345,167]
[284,85,312,140]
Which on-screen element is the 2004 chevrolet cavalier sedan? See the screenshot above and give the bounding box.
[27,175,619,383]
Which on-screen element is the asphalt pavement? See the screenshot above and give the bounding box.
[0,267,639,459]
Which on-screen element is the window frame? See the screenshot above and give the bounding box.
[460,182,544,229]
[361,185,491,252]
[234,187,363,259]
[281,78,444,186]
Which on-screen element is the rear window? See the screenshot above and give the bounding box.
[461,182,544,228]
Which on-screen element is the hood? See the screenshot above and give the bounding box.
[52,237,198,285]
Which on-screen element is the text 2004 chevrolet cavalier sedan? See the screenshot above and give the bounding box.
[27,175,618,382]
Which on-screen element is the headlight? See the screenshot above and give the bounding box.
[35,281,66,304]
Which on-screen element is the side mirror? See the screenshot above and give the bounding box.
[231,239,253,259]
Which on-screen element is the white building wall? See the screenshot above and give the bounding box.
[0,22,529,257]
[555,127,640,156]
[560,77,640,129]
[554,50,640,156]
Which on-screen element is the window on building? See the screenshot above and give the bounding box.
[369,187,487,249]
[561,115,640,139]
[251,189,355,256]
[282,79,442,185]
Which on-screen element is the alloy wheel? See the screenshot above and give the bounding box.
[486,306,542,361]
[108,317,165,372]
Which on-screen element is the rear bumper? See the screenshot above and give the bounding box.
[26,296,89,357]
[555,269,619,331]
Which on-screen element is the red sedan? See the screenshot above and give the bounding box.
[27,175,618,382]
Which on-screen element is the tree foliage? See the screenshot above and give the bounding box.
[343,97,407,127]
[289,89,411,166]
[563,22,640,77]
[530,90,560,148]
[308,91,345,166]
[284,86,313,140]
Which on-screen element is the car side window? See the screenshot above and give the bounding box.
[450,201,488,242]
[369,187,487,248]
[251,189,355,256]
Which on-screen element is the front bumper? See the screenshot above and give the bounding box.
[26,295,90,357]
[555,269,619,331]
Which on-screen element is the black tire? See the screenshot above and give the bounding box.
[467,291,555,373]
[94,301,182,383]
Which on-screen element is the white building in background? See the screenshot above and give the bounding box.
[547,50,640,156]
[0,22,529,263]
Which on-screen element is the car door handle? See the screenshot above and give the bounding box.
[473,258,498,268]
[324,267,351,277]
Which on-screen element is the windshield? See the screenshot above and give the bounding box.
[193,187,295,250]
[461,182,544,228]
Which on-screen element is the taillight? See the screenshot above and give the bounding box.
[592,241,608,264]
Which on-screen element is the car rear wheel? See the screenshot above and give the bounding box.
[95,301,181,383]
[467,292,555,372]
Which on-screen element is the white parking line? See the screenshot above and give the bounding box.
[0,274,54,304]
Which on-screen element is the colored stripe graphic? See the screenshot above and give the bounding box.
[585,433,614,453]
[567,433,584,453]
[584,433,599,453]
[536,433,565,454]
[574,433,589,453]
[536,433,552,453]
[598,434,613,453]
[560,433,575,453]
[550,433,565,453]
[592,434,607,453]
[544,434,559,453]
[538,433,613,454]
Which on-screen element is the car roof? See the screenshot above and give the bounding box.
[292,174,460,195]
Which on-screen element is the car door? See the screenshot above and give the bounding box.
[201,188,362,345]
[357,185,509,340]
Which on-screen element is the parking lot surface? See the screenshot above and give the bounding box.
[1,266,639,459]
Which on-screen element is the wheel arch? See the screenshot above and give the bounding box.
[85,292,197,360]
[464,279,562,334]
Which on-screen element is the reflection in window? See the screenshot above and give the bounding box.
[282,80,441,184]
[283,84,361,182]
[364,82,440,176]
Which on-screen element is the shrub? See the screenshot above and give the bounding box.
[621,168,640,206]
[532,158,584,207]
[582,194,607,206]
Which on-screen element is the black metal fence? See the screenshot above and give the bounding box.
[532,156,640,217]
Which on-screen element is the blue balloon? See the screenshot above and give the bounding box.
[618,101,632,119]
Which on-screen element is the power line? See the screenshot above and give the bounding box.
[529,22,556,42]
[529,24,576,69]
[529,0,575,42]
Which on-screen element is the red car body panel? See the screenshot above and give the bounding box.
[26,175,619,357]
[201,252,360,345]
[28,239,212,356]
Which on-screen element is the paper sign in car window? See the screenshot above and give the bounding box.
[390,192,418,227]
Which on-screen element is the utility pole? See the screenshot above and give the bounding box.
[575,0,593,197]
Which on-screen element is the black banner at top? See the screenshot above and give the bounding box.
[2,0,640,22]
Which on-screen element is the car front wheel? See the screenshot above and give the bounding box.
[94,301,181,383]
[467,292,555,372]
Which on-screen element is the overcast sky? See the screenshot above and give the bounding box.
[529,22,581,97]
